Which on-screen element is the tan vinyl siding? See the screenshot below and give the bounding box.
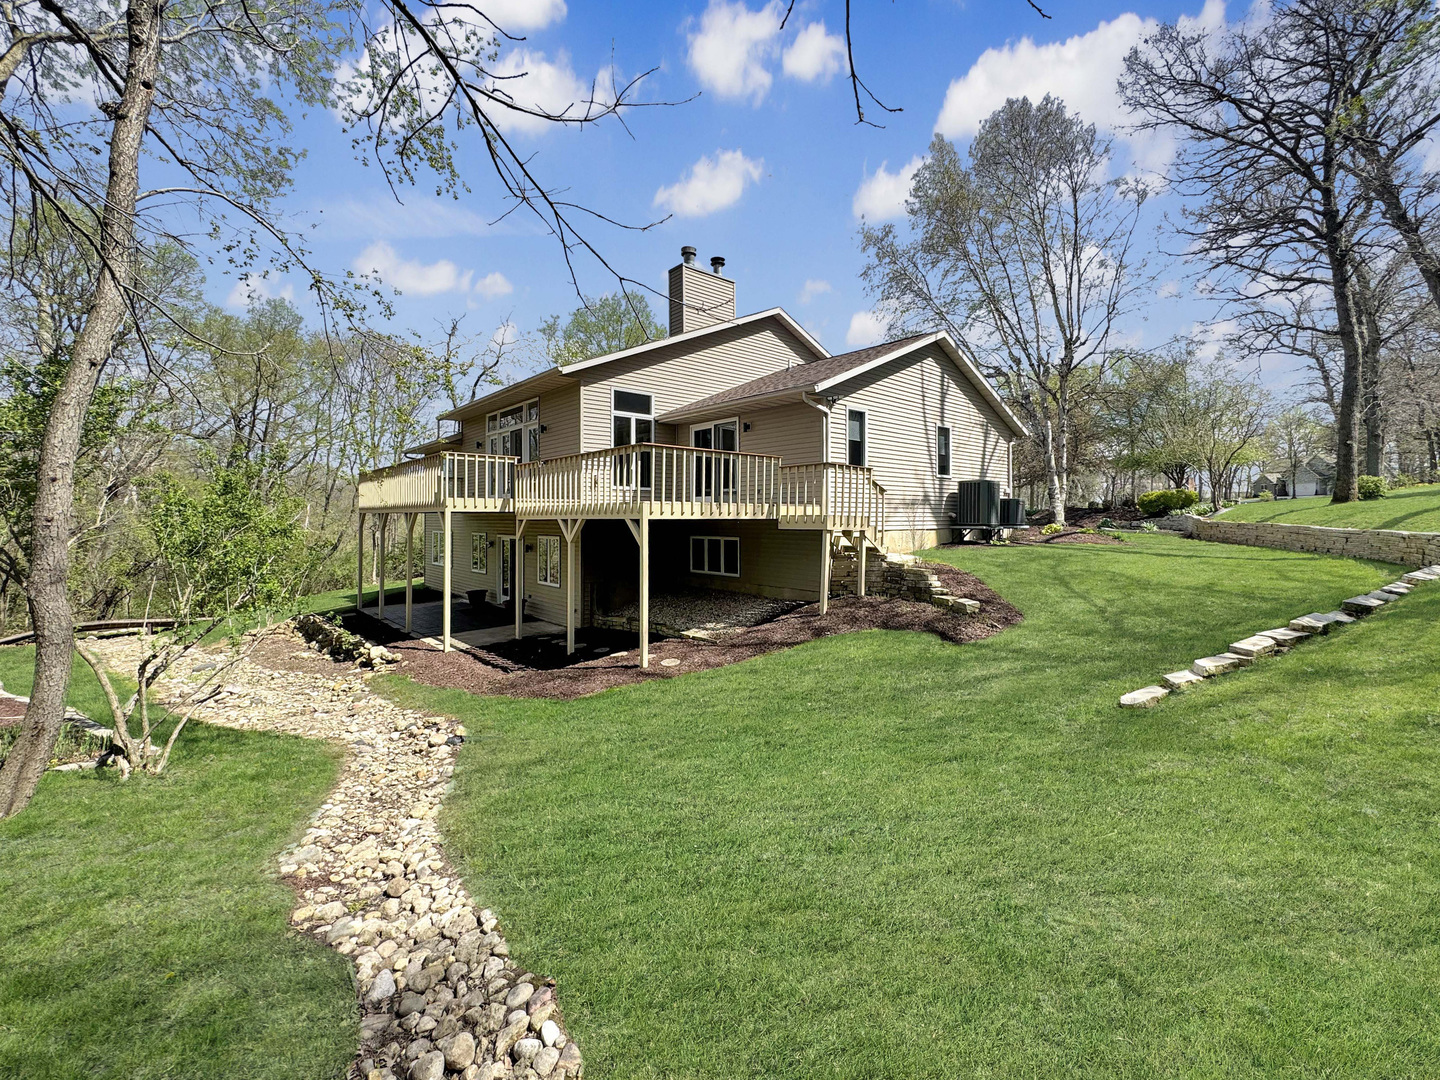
[668,263,736,333]
[826,344,1013,538]
[420,511,515,601]
[725,400,825,464]
[516,520,573,625]
[579,316,814,451]
[458,381,582,461]
[651,520,822,601]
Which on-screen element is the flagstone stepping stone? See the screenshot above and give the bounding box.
[1401,571,1438,584]
[1343,595,1386,614]
[1365,590,1398,603]
[1381,582,1412,596]
[1192,654,1244,677]
[1229,635,1280,658]
[1290,611,1355,633]
[1258,627,1310,645]
[1162,669,1206,690]
[1120,685,1170,708]
[659,657,681,667]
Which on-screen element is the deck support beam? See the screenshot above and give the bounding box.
[856,529,867,597]
[819,529,832,615]
[442,506,452,653]
[404,513,416,632]
[378,514,387,620]
[356,512,365,612]
[514,519,527,641]
[559,519,583,654]
[624,515,650,668]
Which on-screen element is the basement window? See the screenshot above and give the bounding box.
[471,532,487,574]
[691,535,740,578]
[536,535,561,587]
[428,530,443,566]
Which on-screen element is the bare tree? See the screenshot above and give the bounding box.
[861,96,1147,524]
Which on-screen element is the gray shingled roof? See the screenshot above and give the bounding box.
[657,335,925,419]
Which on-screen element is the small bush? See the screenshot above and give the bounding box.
[1040,522,1065,535]
[1137,488,1198,516]
[1256,491,1274,501]
[1357,475,1387,500]
[1390,473,1420,490]
[1137,520,1160,532]
[1099,517,1117,529]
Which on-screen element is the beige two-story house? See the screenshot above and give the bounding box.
[357,247,1026,666]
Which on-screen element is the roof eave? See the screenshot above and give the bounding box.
[656,386,812,425]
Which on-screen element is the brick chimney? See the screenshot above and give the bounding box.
[668,246,736,335]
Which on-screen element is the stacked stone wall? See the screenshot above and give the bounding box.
[1187,517,1440,568]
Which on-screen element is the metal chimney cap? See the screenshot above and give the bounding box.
[681,245,697,265]
[710,255,726,275]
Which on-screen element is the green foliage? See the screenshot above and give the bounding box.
[1257,491,1275,501]
[1137,488,1198,516]
[143,460,306,618]
[1357,475,1388,500]
[540,293,666,366]
[383,538,1413,1079]
[1390,473,1421,490]
[1040,522,1065,535]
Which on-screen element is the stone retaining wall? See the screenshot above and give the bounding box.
[1184,516,1440,568]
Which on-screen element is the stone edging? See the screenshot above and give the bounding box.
[1178,515,1440,569]
[89,628,582,1080]
[1119,566,1439,707]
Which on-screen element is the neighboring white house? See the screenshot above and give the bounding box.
[1251,455,1335,498]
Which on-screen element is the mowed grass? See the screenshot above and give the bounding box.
[375,534,1440,1078]
[1222,483,1440,531]
[0,722,358,1080]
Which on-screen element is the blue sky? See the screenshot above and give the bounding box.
[224,0,1305,390]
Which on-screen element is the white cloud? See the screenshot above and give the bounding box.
[688,0,783,103]
[1157,280,1182,299]
[846,310,889,347]
[653,149,764,217]
[484,49,591,135]
[934,0,1225,174]
[226,274,294,309]
[799,279,832,304]
[1190,318,1238,361]
[483,0,566,31]
[355,241,473,296]
[782,21,845,83]
[852,156,924,221]
[474,271,514,300]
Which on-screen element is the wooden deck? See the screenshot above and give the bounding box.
[358,446,885,535]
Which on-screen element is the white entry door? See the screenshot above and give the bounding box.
[692,420,738,501]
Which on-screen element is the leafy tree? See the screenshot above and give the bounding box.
[861,96,1148,525]
[540,294,666,366]
[1267,406,1329,499]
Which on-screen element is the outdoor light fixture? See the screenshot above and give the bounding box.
[743,422,751,432]
[540,424,548,433]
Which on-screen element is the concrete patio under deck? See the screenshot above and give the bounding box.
[364,600,562,649]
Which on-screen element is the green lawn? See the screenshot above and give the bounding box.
[376,534,1440,1079]
[0,723,357,1079]
[1222,483,1440,531]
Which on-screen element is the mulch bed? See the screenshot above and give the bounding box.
[1000,529,1126,547]
[250,564,1023,702]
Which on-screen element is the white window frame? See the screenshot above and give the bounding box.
[428,530,443,566]
[471,532,487,574]
[536,535,562,588]
[846,408,867,467]
[936,424,952,478]
[611,388,655,446]
[690,535,740,578]
[486,398,540,462]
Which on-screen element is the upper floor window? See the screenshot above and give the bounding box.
[847,409,866,467]
[487,399,540,461]
[612,389,654,446]
[937,425,951,477]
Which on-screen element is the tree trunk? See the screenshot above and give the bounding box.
[1043,419,1065,527]
[1361,148,1440,314]
[1323,211,1362,503]
[1354,260,1384,476]
[0,0,163,818]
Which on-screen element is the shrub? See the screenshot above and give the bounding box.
[1040,522,1064,535]
[1390,473,1420,490]
[1256,491,1274,501]
[1098,517,1117,529]
[1357,474,1387,500]
[1137,488,1198,516]
[1137,520,1160,532]
[1088,500,1103,510]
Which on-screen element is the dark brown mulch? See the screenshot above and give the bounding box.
[0,695,26,727]
[1028,505,1152,528]
[249,564,1023,701]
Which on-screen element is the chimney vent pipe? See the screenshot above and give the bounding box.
[681,245,697,266]
[710,255,726,276]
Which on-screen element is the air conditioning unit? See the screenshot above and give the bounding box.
[999,498,1028,527]
[954,479,1001,529]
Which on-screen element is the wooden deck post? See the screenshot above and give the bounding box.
[442,506,452,653]
[639,508,650,669]
[404,513,415,632]
[514,520,525,641]
[356,512,365,612]
[560,519,582,655]
[378,514,387,620]
[856,530,867,597]
[819,529,831,615]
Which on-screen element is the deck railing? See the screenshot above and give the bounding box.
[515,444,780,519]
[359,447,885,534]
